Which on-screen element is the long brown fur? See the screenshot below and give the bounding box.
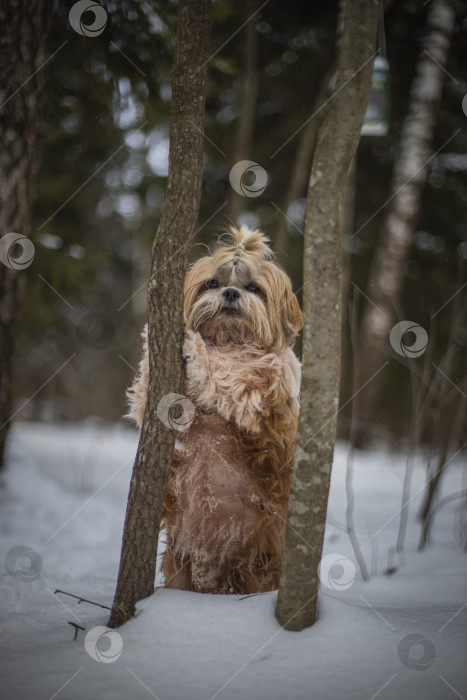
[127,226,303,594]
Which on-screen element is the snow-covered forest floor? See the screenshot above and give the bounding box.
[1,422,465,700]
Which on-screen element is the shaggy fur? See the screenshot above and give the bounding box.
[127,226,303,594]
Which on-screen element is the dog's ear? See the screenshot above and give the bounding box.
[263,262,303,345]
[281,283,303,343]
[183,256,213,320]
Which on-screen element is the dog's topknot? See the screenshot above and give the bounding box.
[218,225,275,260]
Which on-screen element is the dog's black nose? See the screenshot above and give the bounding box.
[222,288,240,303]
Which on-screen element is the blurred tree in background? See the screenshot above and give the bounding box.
[9,0,466,455]
[0,0,51,467]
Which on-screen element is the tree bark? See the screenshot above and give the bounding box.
[108,0,211,628]
[0,0,50,468]
[275,0,378,631]
[356,0,456,439]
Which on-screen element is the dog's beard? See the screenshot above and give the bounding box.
[187,291,274,347]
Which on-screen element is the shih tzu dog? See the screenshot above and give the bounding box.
[127,226,303,594]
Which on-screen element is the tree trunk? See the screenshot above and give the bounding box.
[0,0,50,468]
[418,370,466,550]
[274,0,343,258]
[274,61,336,258]
[356,0,456,439]
[108,0,211,628]
[228,0,260,223]
[275,0,378,632]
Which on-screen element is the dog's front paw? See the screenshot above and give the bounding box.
[183,330,212,395]
[183,329,206,364]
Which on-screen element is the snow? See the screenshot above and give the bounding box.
[1,422,466,700]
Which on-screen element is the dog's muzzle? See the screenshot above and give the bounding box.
[221,287,241,314]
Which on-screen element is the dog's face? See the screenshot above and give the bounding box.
[183,227,302,348]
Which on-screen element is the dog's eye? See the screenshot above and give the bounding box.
[207,279,219,289]
[246,283,260,293]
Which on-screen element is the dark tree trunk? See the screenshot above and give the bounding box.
[276,0,378,632]
[0,1,50,468]
[108,0,211,628]
[274,61,336,257]
[418,371,466,550]
[356,0,456,441]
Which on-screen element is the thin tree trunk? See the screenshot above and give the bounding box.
[356,0,456,438]
[228,0,260,222]
[341,157,356,320]
[108,0,211,628]
[274,61,336,257]
[395,372,421,552]
[0,0,50,468]
[339,155,357,415]
[417,269,466,533]
[394,322,436,553]
[274,0,345,257]
[275,0,378,631]
[345,288,370,581]
[418,376,466,550]
[420,489,467,550]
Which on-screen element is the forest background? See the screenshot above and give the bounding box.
[10,0,467,454]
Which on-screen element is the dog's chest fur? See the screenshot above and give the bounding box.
[171,409,259,540]
[165,407,274,592]
[175,410,254,507]
[160,336,301,593]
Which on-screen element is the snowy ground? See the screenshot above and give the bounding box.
[0,421,466,700]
